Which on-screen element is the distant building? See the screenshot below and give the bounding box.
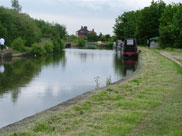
[90,28,96,35]
[149,37,159,48]
[76,26,97,38]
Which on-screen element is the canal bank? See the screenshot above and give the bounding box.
[1,47,182,136]
[0,49,142,135]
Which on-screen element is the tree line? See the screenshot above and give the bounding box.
[0,5,67,53]
[114,0,182,48]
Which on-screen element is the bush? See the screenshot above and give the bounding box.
[53,39,60,53]
[99,42,113,49]
[53,38,65,53]
[59,39,65,50]
[76,38,86,48]
[44,41,54,54]
[31,43,45,56]
[11,37,25,52]
[104,42,113,49]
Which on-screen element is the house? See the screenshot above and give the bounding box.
[76,26,97,38]
[90,29,96,35]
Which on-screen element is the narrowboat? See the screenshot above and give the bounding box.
[123,38,139,60]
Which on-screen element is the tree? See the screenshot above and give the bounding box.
[0,23,8,40]
[105,34,111,41]
[114,0,166,44]
[136,0,166,44]
[98,33,106,41]
[34,19,67,40]
[76,38,86,48]
[11,0,22,12]
[87,33,98,42]
[0,7,41,46]
[114,11,138,40]
[159,3,182,48]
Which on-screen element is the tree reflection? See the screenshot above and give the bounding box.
[113,51,138,77]
[0,52,66,102]
[113,52,123,76]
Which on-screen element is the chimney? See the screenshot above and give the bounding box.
[84,26,87,30]
[81,26,83,29]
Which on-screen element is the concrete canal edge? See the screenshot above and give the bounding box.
[0,52,30,59]
[0,51,144,135]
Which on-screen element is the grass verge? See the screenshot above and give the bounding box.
[5,47,182,136]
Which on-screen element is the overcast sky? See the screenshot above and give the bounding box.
[0,0,181,35]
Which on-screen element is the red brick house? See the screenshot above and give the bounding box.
[76,26,97,38]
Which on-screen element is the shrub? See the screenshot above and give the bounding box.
[104,42,113,49]
[53,39,60,53]
[53,38,65,53]
[31,43,45,56]
[11,37,25,52]
[59,39,65,50]
[76,38,86,48]
[44,41,54,54]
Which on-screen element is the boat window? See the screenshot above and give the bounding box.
[127,40,134,45]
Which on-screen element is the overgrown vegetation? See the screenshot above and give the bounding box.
[31,43,45,56]
[76,38,86,48]
[114,1,182,48]
[11,37,25,52]
[5,48,182,136]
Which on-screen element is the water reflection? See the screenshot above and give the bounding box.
[0,52,66,101]
[0,49,136,128]
[122,55,138,76]
[114,50,138,76]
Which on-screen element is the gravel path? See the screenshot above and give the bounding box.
[160,51,182,67]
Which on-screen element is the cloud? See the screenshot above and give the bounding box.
[56,0,151,11]
[29,12,114,35]
[1,0,182,35]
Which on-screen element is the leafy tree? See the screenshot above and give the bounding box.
[59,39,65,50]
[67,35,78,42]
[105,34,111,41]
[114,0,166,45]
[11,0,22,12]
[173,4,182,48]
[98,33,106,41]
[0,23,8,40]
[114,11,138,40]
[34,19,67,40]
[76,38,86,48]
[136,0,166,44]
[44,41,54,54]
[159,3,182,48]
[0,7,41,46]
[159,4,177,48]
[53,38,60,53]
[87,33,98,42]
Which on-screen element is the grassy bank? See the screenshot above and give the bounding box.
[5,47,182,136]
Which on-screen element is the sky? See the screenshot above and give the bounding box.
[0,0,181,35]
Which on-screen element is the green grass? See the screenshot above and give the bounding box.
[5,47,182,136]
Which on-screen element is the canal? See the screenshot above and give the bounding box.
[0,49,136,128]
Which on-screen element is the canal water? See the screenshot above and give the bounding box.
[0,49,136,128]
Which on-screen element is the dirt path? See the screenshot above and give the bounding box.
[160,51,182,67]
